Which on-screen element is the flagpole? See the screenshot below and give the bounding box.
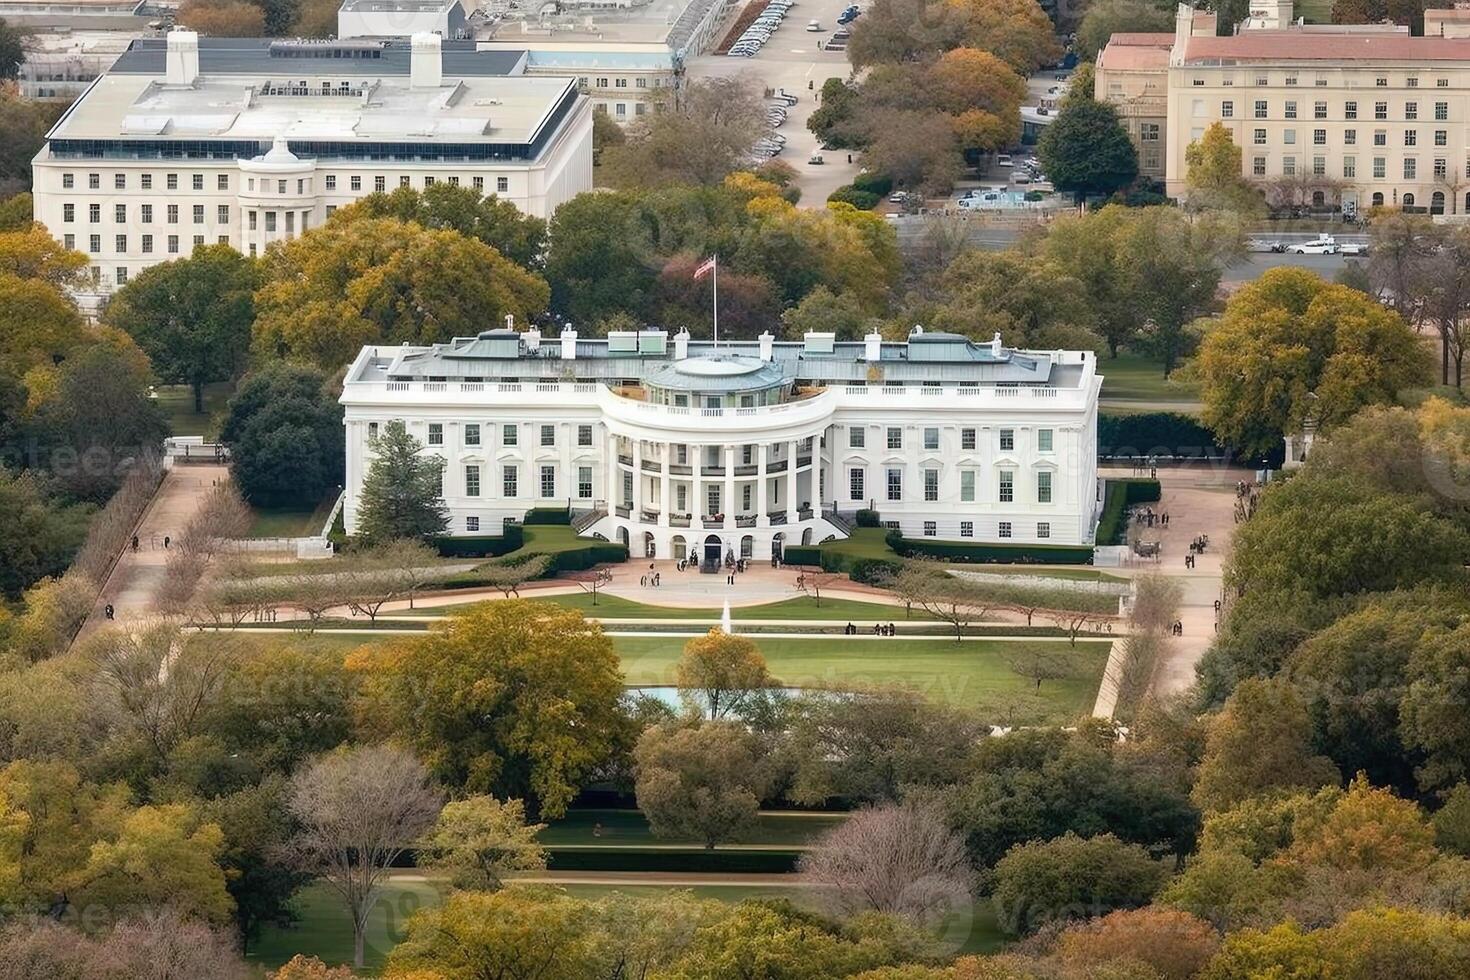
[712,254,719,350]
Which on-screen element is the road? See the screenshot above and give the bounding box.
[685,0,862,204]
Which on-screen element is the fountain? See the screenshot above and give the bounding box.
[721,599,733,634]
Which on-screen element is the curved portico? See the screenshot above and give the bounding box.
[593,355,838,562]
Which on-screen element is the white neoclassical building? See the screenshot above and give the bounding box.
[340,326,1103,564]
[31,29,592,297]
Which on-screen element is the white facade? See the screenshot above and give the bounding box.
[30,30,592,294]
[338,0,467,40]
[340,327,1103,562]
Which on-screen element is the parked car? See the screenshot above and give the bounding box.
[995,154,1014,168]
[1339,241,1369,255]
[806,18,822,29]
[1288,235,1340,254]
[808,153,825,164]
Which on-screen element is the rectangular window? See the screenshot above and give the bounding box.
[1406,102,1419,120]
[849,467,865,502]
[923,521,937,538]
[1284,129,1296,145]
[399,176,410,188]
[999,429,1014,452]
[960,521,973,538]
[924,469,939,502]
[540,424,555,447]
[248,211,257,231]
[88,172,99,189]
[1346,101,1358,120]
[115,234,126,252]
[113,173,126,189]
[1313,156,1326,176]
[350,175,361,191]
[1037,471,1053,504]
[961,428,976,450]
[540,466,555,498]
[1345,129,1356,146]
[265,212,276,232]
[1253,156,1266,176]
[1037,522,1050,539]
[1437,130,1448,147]
[88,234,100,253]
[217,174,228,190]
[1343,156,1356,179]
[114,204,126,222]
[1038,429,1054,452]
[62,173,73,188]
[849,427,865,449]
[1283,156,1296,177]
[63,234,74,250]
[192,174,203,190]
[1221,101,1233,118]
[141,234,152,253]
[503,424,518,446]
[473,176,484,190]
[1375,101,1388,120]
[999,521,1012,539]
[1436,157,1448,179]
[141,204,152,223]
[1437,102,1449,121]
[1253,128,1266,145]
[887,426,902,450]
[924,427,939,450]
[1314,101,1327,119]
[466,516,479,532]
[887,468,902,501]
[1313,129,1326,145]
[166,173,177,190]
[1374,157,1386,178]
[168,234,179,253]
[1406,130,1418,147]
[116,267,127,285]
[63,204,74,223]
[999,471,1014,503]
[1284,101,1297,119]
[1374,129,1387,146]
[464,423,480,446]
[578,466,593,499]
[465,464,480,497]
[497,177,509,193]
[1405,157,1417,179]
[89,203,100,223]
[503,465,518,497]
[374,176,386,192]
[217,205,229,223]
[577,424,593,447]
[1254,100,1267,119]
[427,423,443,446]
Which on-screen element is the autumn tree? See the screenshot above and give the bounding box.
[284,745,442,969]
[354,420,448,545]
[177,0,267,35]
[634,722,769,849]
[1077,0,1175,59]
[1185,122,1265,215]
[105,244,258,415]
[253,217,549,369]
[1054,907,1220,980]
[1192,678,1341,812]
[333,182,546,269]
[601,76,767,188]
[673,629,776,720]
[799,801,976,923]
[1195,267,1431,456]
[352,601,625,817]
[417,795,547,891]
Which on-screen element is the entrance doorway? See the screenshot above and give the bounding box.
[771,532,785,561]
[702,534,723,567]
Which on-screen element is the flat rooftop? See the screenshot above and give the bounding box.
[1182,31,1470,63]
[48,71,576,146]
[109,36,526,76]
[340,0,458,10]
[481,0,718,49]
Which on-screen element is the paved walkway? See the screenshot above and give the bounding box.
[78,464,231,640]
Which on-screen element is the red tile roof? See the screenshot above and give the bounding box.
[1097,33,1174,71]
[1183,32,1470,63]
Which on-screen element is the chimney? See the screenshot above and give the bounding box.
[673,328,689,360]
[165,29,199,87]
[504,313,514,330]
[991,331,1004,357]
[411,32,443,89]
[758,331,774,362]
[560,326,577,360]
[864,330,882,362]
[525,326,541,351]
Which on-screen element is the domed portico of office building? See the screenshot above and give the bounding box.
[340,323,1104,563]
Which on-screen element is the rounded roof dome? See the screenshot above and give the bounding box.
[646,355,787,392]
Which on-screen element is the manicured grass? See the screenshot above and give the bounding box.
[154,381,233,439]
[538,808,847,848]
[225,631,376,658]
[247,878,444,975]
[818,526,899,562]
[405,593,919,621]
[517,524,605,555]
[1098,354,1200,405]
[616,635,1111,723]
[246,493,340,539]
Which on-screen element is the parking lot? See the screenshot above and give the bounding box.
[686,0,865,205]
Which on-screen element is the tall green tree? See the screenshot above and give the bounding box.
[354,420,447,545]
[221,363,343,510]
[1038,95,1139,203]
[105,244,258,415]
[634,722,768,849]
[0,19,26,80]
[545,191,659,325]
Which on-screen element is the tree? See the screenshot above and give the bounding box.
[1419,224,1470,386]
[417,795,547,891]
[1202,907,1470,979]
[799,802,975,923]
[1192,679,1341,812]
[205,777,314,954]
[270,956,361,980]
[1368,209,1439,323]
[885,563,999,641]
[72,803,235,925]
[544,191,659,325]
[0,468,89,598]
[926,249,1104,353]
[0,911,250,980]
[204,641,354,773]
[354,420,448,545]
[352,600,625,818]
[253,217,549,369]
[652,254,780,341]
[222,363,343,510]
[284,745,442,969]
[860,109,963,194]
[0,223,88,287]
[1185,122,1264,215]
[847,0,1060,76]
[177,0,267,35]
[1054,907,1220,980]
[105,244,257,414]
[991,833,1169,936]
[1037,96,1139,202]
[0,92,62,199]
[634,722,768,849]
[1195,267,1431,456]
[1401,621,1470,793]
[1285,774,1436,873]
[601,77,767,188]
[808,78,863,148]
[673,629,775,720]
[0,19,25,81]
[333,183,546,269]
[1076,0,1175,59]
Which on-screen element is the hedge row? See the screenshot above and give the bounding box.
[1098,411,1224,460]
[546,848,799,874]
[782,544,822,566]
[884,529,1095,565]
[435,523,525,558]
[524,506,572,525]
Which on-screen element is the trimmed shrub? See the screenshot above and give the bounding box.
[851,171,894,196]
[848,557,903,585]
[782,545,822,567]
[544,542,628,573]
[435,523,524,558]
[1099,412,1223,459]
[523,506,572,525]
[827,186,881,210]
[854,508,882,528]
[547,847,798,874]
[886,531,1095,565]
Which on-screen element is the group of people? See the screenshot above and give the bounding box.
[1169,620,1184,636]
[1233,481,1261,524]
[639,569,662,587]
[1128,457,1161,479]
[844,622,898,636]
[1139,508,1169,529]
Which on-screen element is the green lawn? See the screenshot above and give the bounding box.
[154,381,233,439]
[248,878,444,975]
[1098,354,1199,406]
[538,808,847,848]
[406,593,921,622]
[817,527,898,562]
[247,493,340,539]
[1296,0,1332,22]
[516,524,604,554]
[616,635,1111,723]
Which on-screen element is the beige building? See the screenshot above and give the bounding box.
[1099,4,1470,214]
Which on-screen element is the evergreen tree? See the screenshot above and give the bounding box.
[355,420,447,545]
[1037,95,1139,203]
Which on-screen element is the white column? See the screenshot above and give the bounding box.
[786,439,798,522]
[632,439,644,516]
[692,444,704,521]
[724,445,736,523]
[757,443,769,526]
[605,429,618,511]
[659,446,671,526]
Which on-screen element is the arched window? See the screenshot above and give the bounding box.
[672,535,687,561]
[740,535,753,559]
[1311,190,1325,207]
[1432,191,1446,215]
[1372,192,1385,206]
[1403,192,1417,209]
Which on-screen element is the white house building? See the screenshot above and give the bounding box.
[340,326,1103,563]
[30,29,592,296]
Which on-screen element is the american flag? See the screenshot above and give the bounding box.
[693,255,717,280]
